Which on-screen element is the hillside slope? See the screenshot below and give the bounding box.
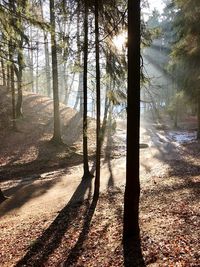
[0,86,95,179]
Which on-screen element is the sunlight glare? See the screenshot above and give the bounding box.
[113,31,127,51]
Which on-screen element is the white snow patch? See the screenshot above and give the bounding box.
[168,131,197,144]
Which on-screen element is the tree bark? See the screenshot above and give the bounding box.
[74,72,83,111]
[40,0,51,97]
[36,39,39,94]
[8,43,17,130]
[94,0,101,199]
[1,59,6,86]
[74,1,83,112]
[82,0,93,179]
[100,52,112,149]
[16,44,23,118]
[29,26,34,92]
[7,63,10,89]
[16,1,25,118]
[8,0,17,130]
[50,0,62,144]
[123,0,141,238]
[10,63,16,130]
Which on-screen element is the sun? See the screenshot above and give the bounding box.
[113,31,127,51]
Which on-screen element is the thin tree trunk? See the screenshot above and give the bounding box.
[40,0,51,97]
[174,101,178,128]
[7,0,17,131]
[64,72,75,105]
[7,64,10,89]
[36,39,39,94]
[50,0,62,144]
[29,26,34,92]
[124,0,141,239]
[74,1,82,112]
[100,88,110,150]
[44,35,51,97]
[74,72,83,111]
[82,0,93,179]
[94,0,101,200]
[10,62,16,130]
[16,1,25,118]
[16,45,23,118]
[1,59,6,86]
[100,52,112,149]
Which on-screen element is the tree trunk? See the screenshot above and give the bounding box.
[1,59,6,86]
[100,52,112,149]
[29,26,34,92]
[50,0,62,144]
[123,0,141,239]
[74,72,83,111]
[36,39,39,94]
[10,63,16,130]
[44,35,51,97]
[64,72,75,105]
[40,0,51,97]
[16,45,23,118]
[100,95,110,149]
[94,0,101,199]
[8,36,17,130]
[82,0,93,179]
[16,1,25,118]
[74,1,82,112]
[7,63,10,89]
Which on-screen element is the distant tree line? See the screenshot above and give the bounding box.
[144,0,200,137]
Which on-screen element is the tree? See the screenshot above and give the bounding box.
[15,0,28,118]
[82,0,93,179]
[49,0,63,144]
[93,0,101,199]
[124,0,141,239]
[8,0,17,130]
[171,0,200,139]
[39,0,51,97]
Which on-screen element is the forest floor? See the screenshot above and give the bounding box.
[0,86,199,266]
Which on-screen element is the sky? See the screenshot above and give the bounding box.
[148,0,165,12]
[142,0,165,21]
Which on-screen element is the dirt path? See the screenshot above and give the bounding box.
[0,88,199,266]
[0,117,179,264]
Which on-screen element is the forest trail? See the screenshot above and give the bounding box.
[0,89,199,266]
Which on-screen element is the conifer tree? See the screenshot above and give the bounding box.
[49,0,63,144]
[82,0,93,179]
[124,0,140,238]
[93,0,101,199]
[171,0,200,139]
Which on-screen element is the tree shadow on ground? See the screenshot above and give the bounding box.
[15,177,93,267]
[0,142,95,215]
[0,176,59,217]
[0,138,95,181]
[61,197,98,267]
[142,123,200,203]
